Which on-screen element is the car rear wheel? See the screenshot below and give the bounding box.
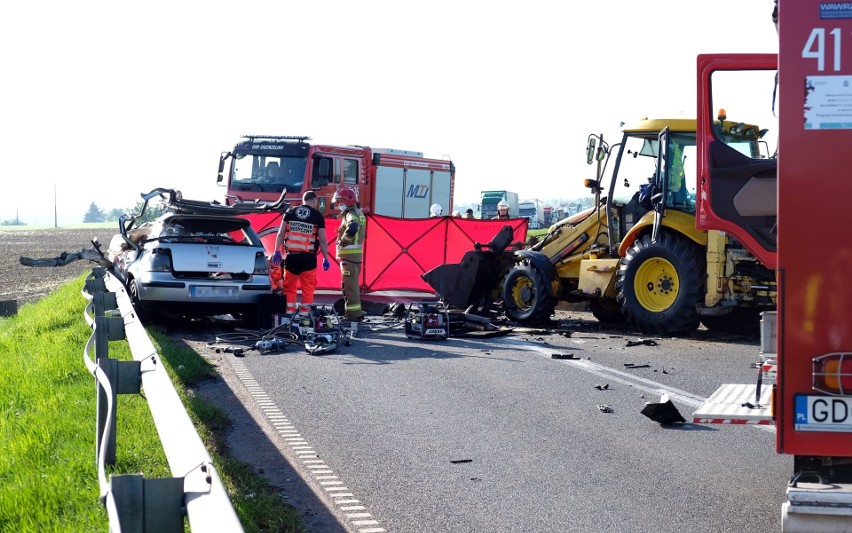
[128,278,148,322]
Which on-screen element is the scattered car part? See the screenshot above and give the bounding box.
[641,392,685,424]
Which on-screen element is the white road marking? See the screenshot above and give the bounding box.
[228,359,385,531]
[505,338,776,434]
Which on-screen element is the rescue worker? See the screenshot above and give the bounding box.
[465,208,475,219]
[272,191,331,315]
[430,203,443,217]
[492,200,511,220]
[333,188,366,321]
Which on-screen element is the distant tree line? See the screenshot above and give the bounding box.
[83,200,166,224]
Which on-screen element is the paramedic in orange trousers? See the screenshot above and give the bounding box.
[333,188,366,321]
[272,191,331,314]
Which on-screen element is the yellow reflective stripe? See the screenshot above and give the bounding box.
[337,247,362,254]
[345,303,362,312]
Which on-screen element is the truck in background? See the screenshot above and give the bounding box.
[217,135,454,218]
[480,190,519,219]
[542,206,554,226]
[692,2,852,529]
[518,199,545,229]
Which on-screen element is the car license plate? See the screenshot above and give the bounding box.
[425,328,446,335]
[795,395,852,432]
[190,285,238,299]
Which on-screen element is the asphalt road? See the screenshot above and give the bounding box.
[193,311,791,533]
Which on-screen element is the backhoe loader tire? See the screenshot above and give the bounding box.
[616,232,704,336]
[502,261,557,324]
[589,298,625,323]
[701,308,761,335]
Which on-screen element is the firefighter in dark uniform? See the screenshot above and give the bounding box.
[272,191,330,314]
[332,188,366,321]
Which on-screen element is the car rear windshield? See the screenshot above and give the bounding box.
[159,217,262,246]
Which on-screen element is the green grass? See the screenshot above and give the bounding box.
[0,275,304,532]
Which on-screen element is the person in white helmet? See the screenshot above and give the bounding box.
[429,203,443,217]
[492,200,511,220]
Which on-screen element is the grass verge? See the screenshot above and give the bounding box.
[0,274,304,532]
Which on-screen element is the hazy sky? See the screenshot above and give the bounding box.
[1,0,778,225]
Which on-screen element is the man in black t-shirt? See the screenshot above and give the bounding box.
[272,191,331,314]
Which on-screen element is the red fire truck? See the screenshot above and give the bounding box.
[692,2,852,530]
[217,135,455,218]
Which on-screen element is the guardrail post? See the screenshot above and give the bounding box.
[85,267,108,293]
[111,474,185,533]
[94,308,137,466]
[93,291,117,318]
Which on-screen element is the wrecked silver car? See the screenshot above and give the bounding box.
[108,188,285,321]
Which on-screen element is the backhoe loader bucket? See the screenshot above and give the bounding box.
[422,226,517,310]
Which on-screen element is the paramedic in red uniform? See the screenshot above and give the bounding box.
[272,191,330,314]
[333,188,366,321]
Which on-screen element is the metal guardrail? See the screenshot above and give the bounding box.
[81,267,243,532]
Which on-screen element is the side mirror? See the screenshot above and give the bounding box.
[317,157,331,179]
[586,138,597,165]
[217,152,231,185]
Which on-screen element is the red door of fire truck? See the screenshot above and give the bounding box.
[775,1,852,458]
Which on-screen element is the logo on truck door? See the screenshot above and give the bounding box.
[406,185,429,198]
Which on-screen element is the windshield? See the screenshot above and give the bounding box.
[610,132,697,214]
[663,132,697,212]
[610,135,660,207]
[231,153,308,194]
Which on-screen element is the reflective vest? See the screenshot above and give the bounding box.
[336,207,366,262]
[283,219,320,254]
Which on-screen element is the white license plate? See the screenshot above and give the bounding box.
[795,395,852,432]
[190,285,239,299]
[425,328,446,335]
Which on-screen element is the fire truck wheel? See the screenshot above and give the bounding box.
[589,298,625,323]
[615,232,704,336]
[502,261,557,324]
[701,308,762,335]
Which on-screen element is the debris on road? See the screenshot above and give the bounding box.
[593,384,610,390]
[551,353,579,360]
[597,404,614,413]
[626,338,659,347]
[640,393,686,424]
[623,363,651,369]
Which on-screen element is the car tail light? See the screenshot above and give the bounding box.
[147,249,172,272]
[812,353,852,395]
[254,252,269,275]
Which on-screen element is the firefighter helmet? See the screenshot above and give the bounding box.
[497,200,509,209]
[332,188,357,207]
[430,203,443,216]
